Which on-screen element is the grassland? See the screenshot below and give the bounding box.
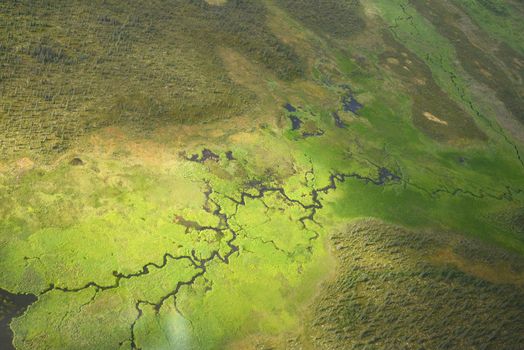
[305,219,524,349]
[0,0,523,349]
[0,0,303,160]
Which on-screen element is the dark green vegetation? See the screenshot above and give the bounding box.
[476,0,509,16]
[275,0,365,38]
[308,220,524,349]
[379,31,487,142]
[452,0,524,57]
[410,0,524,124]
[0,0,303,159]
[1,0,524,349]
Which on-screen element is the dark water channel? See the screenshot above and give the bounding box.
[0,289,36,350]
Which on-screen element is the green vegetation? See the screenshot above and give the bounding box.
[410,0,524,124]
[0,0,303,160]
[379,30,486,142]
[0,0,523,349]
[306,220,524,349]
[275,0,365,38]
[453,0,524,54]
[476,0,509,16]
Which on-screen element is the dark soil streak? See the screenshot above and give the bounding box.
[181,149,220,163]
[283,103,297,112]
[243,235,292,256]
[289,115,302,130]
[412,183,522,201]
[225,151,235,161]
[332,112,347,128]
[302,129,325,138]
[341,92,363,114]
[129,301,146,350]
[40,253,201,295]
[226,166,402,231]
[125,185,244,347]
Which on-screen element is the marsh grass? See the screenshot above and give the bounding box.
[308,220,524,349]
[410,0,524,124]
[0,0,304,160]
[275,0,365,38]
[379,31,487,142]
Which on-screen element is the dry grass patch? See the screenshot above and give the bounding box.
[205,0,227,5]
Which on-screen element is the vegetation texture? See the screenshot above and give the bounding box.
[0,0,523,349]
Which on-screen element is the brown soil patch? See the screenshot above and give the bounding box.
[423,111,448,125]
[205,0,227,5]
[15,157,34,171]
[386,57,400,65]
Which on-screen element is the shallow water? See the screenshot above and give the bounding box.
[0,289,36,350]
